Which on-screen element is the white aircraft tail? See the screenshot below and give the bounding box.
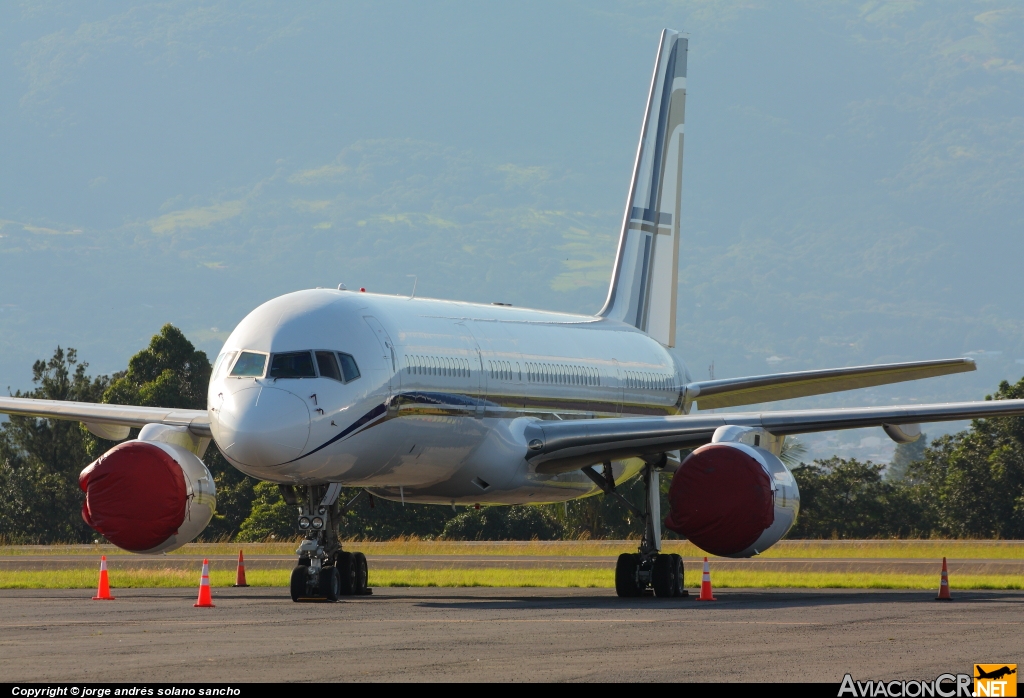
[598,30,687,348]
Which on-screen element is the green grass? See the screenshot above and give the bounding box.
[3,538,1024,559]
[1,567,1021,590]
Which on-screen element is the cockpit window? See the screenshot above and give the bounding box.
[212,351,237,380]
[338,353,360,382]
[269,351,317,378]
[230,351,267,377]
[315,351,343,382]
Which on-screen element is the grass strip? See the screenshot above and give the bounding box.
[4,540,1024,559]
[1,568,1021,590]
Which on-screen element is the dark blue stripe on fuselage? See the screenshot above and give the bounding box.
[285,402,387,463]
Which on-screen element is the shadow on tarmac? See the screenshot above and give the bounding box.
[402,589,1024,611]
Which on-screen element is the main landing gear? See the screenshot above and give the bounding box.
[281,484,372,602]
[582,460,686,598]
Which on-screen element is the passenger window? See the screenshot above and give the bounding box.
[316,351,343,382]
[270,351,316,378]
[230,351,267,377]
[337,353,361,382]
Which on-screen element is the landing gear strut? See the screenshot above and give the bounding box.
[284,484,371,602]
[582,461,686,598]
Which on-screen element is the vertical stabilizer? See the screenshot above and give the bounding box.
[598,30,687,348]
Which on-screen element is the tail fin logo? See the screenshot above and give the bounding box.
[600,29,688,348]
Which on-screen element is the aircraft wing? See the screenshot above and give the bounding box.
[524,397,1024,474]
[684,358,975,410]
[0,397,211,438]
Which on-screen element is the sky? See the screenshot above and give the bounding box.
[2,1,1023,460]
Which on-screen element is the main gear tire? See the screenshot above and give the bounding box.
[337,552,355,595]
[615,553,642,598]
[652,554,677,598]
[670,554,686,597]
[352,552,369,595]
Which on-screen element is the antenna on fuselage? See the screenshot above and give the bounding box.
[407,275,418,299]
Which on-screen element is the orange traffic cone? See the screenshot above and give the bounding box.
[233,550,249,587]
[92,555,115,600]
[935,557,952,601]
[697,557,717,601]
[194,558,215,608]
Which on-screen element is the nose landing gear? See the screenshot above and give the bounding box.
[582,461,687,598]
[285,484,372,602]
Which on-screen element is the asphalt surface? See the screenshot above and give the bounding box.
[3,554,1022,574]
[2,587,1021,682]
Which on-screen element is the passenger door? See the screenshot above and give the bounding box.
[363,316,400,396]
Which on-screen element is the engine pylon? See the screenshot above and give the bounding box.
[92,555,115,600]
[194,558,215,608]
[698,557,717,601]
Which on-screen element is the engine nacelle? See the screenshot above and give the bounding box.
[79,440,216,553]
[663,441,799,557]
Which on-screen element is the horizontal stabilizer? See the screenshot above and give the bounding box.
[685,358,975,411]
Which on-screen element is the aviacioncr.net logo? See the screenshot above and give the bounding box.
[838,674,973,697]
[974,664,1017,697]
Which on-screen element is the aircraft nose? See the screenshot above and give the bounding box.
[212,386,310,467]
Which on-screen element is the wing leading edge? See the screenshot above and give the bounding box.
[683,358,975,411]
[525,397,1024,474]
[0,397,211,438]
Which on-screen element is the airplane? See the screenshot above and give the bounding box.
[3,29,1024,602]
[975,667,1016,681]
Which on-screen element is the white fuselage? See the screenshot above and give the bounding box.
[208,289,690,505]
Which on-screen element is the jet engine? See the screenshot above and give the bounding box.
[79,439,216,553]
[663,440,799,557]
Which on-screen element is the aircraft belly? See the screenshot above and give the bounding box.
[369,455,646,505]
[339,415,484,487]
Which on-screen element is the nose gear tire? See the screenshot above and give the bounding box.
[320,566,341,601]
[290,566,307,602]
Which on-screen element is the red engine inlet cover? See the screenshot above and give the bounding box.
[663,443,775,556]
[79,441,188,552]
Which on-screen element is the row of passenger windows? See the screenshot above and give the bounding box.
[488,360,518,381]
[405,355,471,378]
[624,370,674,391]
[222,350,360,383]
[526,362,601,387]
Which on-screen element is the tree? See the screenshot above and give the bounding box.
[789,457,933,538]
[905,376,1024,539]
[887,434,928,482]
[442,506,564,540]
[236,482,297,541]
[103,324,210,409]
[0,348,108,543]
